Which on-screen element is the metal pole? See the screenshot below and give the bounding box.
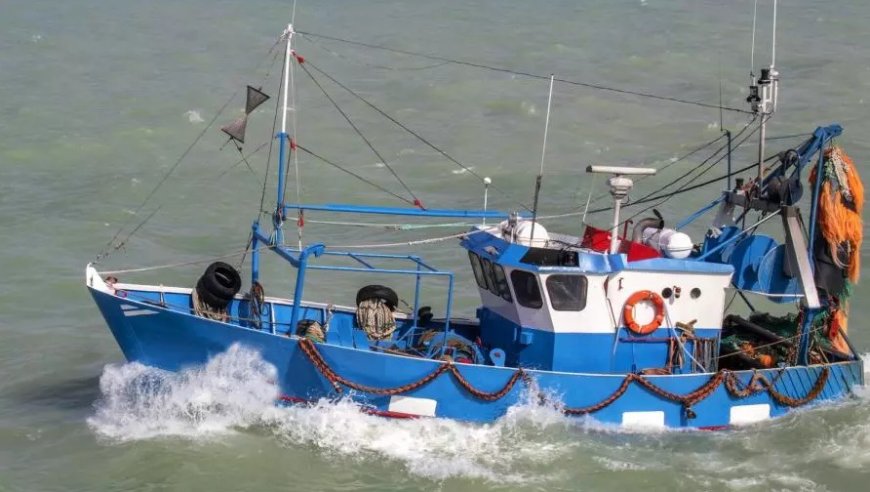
[289,243,325,335]
[274,24,294,245]
[726,129,732,189]
[757,115,767,181]
[412,260,422,331]
[529,75,555,242]
[610,196,621,254]
[482,177,491,226]
[438,274,455,359]
[251,222,260,284]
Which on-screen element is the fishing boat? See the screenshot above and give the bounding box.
[86,6,864,429]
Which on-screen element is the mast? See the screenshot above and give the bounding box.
[748,0,778,182]
[275,23,295,245]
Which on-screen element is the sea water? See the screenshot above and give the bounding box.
[3,0,870,490]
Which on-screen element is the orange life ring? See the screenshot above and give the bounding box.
[623,290,665,335]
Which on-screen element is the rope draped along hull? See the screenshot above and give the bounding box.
[86,276,864,429]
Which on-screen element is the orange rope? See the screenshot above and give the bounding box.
[295,339,831,418]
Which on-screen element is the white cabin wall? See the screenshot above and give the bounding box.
[475,285,521,324]
[606,270,731,330]
[540,273,614,334]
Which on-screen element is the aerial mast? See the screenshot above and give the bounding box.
[747,0,779,182]
[274,23,295,245]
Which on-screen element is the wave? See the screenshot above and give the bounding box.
[87,346,870,483]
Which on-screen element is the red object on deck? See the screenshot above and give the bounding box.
[580,225,660,261]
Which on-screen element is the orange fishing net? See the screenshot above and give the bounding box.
[809,146,863,351]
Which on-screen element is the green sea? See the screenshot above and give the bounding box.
[2,0,870,490]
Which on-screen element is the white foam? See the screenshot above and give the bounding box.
[185,110,204,123]
[87,344,279,441]
[89,347,866,482]
[87,345,577,483]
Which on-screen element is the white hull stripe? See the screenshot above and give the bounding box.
[621,411,665,428]
[123,309,159,317]
[729,404,770,425]
[388,396,437,417]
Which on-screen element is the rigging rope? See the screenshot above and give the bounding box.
[96,45,283,262]
[297,61,422,206]
[303,60,532,211]
[574,131,733,214]
[295,144,416,205]
[618,116,761,222]
[101,244,263,275]
[218,141,270,179]
[592,117,762,222]
[297,30,753,115]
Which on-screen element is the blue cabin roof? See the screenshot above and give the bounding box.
[460,226,733,275]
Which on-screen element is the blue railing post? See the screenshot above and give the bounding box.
[289,242,325,334]
[275,132,288,245]
[438,274,455,358]
[250,221,260,284]
[412,259,422,331]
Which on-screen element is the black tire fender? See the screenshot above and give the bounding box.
[355,284,399,310]
[200,262,242,301]
[196,277,231,309]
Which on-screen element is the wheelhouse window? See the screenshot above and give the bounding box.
[546,275,588,311]
[510,270,543,309]
[468,252,489,290]
[491,263,512,302]
[481,257,512,301]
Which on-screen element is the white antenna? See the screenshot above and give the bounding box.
[750,0,758,82]
[280,25,293,135]
[747,0,779,181]
[771,0,777,69]
[529,74,556,242]
[539,74,555,175]
[482,177,492,225]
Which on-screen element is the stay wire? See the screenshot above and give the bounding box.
[297,30,752,115]
[297,61,420,205]
[295,144,416,205]
[626,117,758,209]
[259,54,286,219]
[304,60,532,211]
[579,129,732,211]
[302,35,450,72]
[583,116,763,219]
[620,121,771,222]
[217,141,269,179]
[96,45,281,261]
[619,122,761,223]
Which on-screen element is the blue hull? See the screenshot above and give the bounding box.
[89,287,864,429]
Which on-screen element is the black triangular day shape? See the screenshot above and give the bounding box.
[221,116,248,144]
[245,86,270,115]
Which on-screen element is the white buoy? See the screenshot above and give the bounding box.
[643,228,693,259]
[514,220,550,247]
